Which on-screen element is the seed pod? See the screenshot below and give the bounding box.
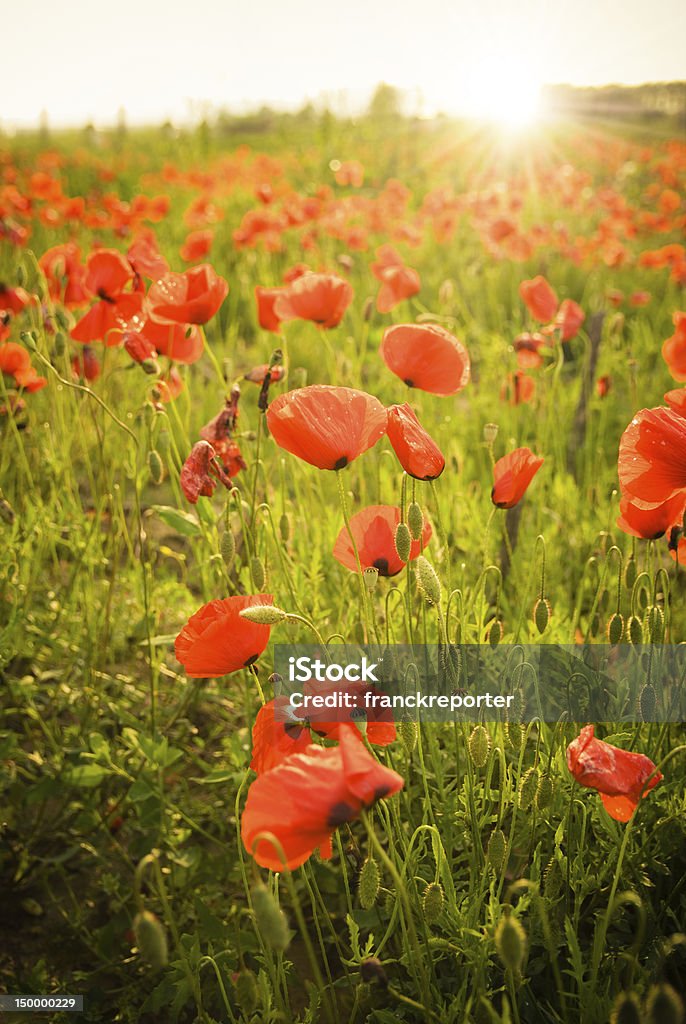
[543,856,564,899]
[399,717,417,755]
[535,773,554,811]
[147,450,164,484]
[483,423,499,444]
[495,913,527,972]
[415,556,442,606]
[240,605,287,625]
[234,970,259,1016]
[518,768,539,811]
[609,992,642,1024]
[645,984,684,1024]
[395,522,412,563]
[422,882,444,924]
[250,556,266,590]
[624,556,637,589]
[607,612,624,644]
[408,501,424,541]
[251,883,290,952]
[468,724,491,768]
[628,615,643,645]
[487,828,507,872]
[220,530,235,567]
[488,619,503,646]
[133,910,169,969]
[358,857,380,910]
[638,683,657,722]
[279,513,290,543]
[533,597,550,634]
[363,566,379,591]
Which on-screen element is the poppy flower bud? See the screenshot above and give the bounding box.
[609,992,642,1024]
[156,429,171,451]
[250,556,266,590]
[422,882,444,924]
[518,767,538,810]
[240,605,287,625]
[408,501,424,541]
[16,264,26,287]
[624,557,637,589]
[20,330,37,351]
[251,883,290,952]
[645,983,684,1024]
[488,619,503,646]
[220,530,235,567]
[535,773,554,811]
[505,721,524,751]
[363,566,379,591]
[468,724,491,768]
[628,615,644,645]
[55,308,70,331]
[649,606,664,643]
[54,331,66,356]
[394,522,412,563]
[543,855,565,899]
[133,910,169,970]
[279,513,290,543]
[142,358,161,376]
[147,450,164,484]
[363,297,374,322]
[415,555,442,606]
[233,970,259,1016]
[533,597,551,634]
[483,422,499,445]
[399,717,418,754]
[269,671,283,696]
[359,957,388,987]
[638,683,657,722]
[358,857,380,909]
[607,612,624,644]
[495,912,527,972]
[487,828,507,871]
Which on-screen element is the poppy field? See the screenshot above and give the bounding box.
[1,116,686,1023]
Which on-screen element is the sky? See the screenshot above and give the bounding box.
[2,0,685,128]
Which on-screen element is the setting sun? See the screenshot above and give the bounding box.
[457,53,543,129]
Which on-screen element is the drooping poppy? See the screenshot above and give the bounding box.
[241,727,403,870]
[491,447,544,509]
[71,346,101,382]
[555,299,585,341]
[520,276,558,323]
[380,323,470,396]
[376,265,421,313]
[147,264,228,325]
[266,385,387,470]
[255,286,285,333]
[250,698,312,775]
[386,403,445,480]
[175,593,273,678]
[274,273,353,329]
[616,492,686,539]
[618,406,686,508]
[566,725,662,822]
[180,440,233,503]
[333,505,431,576]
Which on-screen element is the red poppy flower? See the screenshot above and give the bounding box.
[0,285,33,315]
[597,375,611,398]
[566,725,662,822]
[175,593,273,678]
[123,330,157,364]
[141,317,204,364]
[255,286,284,333]
[520,276,558,323]
[274,273,353,329]
[39,243,88,308]
[266,385,387,470]
[333,505,431,576]
[244,364,285,384]
[555,298,585,341]
[500,372,536,406]
[180,440,233,503]
[127,233,169,282]
[661,312,686,382]
[241,727,403,870]
[147,264,228,324]
[665,387,686,416]
[386,403,445,480]
[296,680,396,747]
[250,698,312,775]
[376,265,421,313]
[380,323,470,396]
[71,249,143,344]
[180,229,214,263]
[71,346,101,382]
[491,447,544,509]
[618,406,686,508]
[629,290,651,307]
[514,332,546,370]
[0,342,47,392]
[616,493,686,539]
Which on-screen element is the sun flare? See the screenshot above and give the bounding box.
[459,55,544,130]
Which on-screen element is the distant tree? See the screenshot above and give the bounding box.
[368,82,402,120]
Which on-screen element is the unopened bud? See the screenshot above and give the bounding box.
[543,856,564,899]
[220,530,236,567]
[422,882,444,924]
[518,767,538,811]
[147,450,164,484]
[487,828,507,871]
[20,331,37,351]
[488,619,503,646]
[415,555,442,606]
[468,724,491,768]
[535,773,554,810]
[533,597,550,634]
[607,612,624,644]
[407,501,424,541]
[233,970,259,1016]
[16,264,26,287]
[495,912,527,972]
[358,857,380,909]
[54,331,66,356]
[645,984,684,1024]
[279,513,290,543]
[240,605,287,625]
[251,883,290,952]
[250,556,266,590]
[133,910,168,970]
[624,556,637,589]
[399,717,417,754]
[394,522,412,563]
[638,683,657,722]
[141,358,161,376]
[628,615,644,645]
[610,992,642,1024]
